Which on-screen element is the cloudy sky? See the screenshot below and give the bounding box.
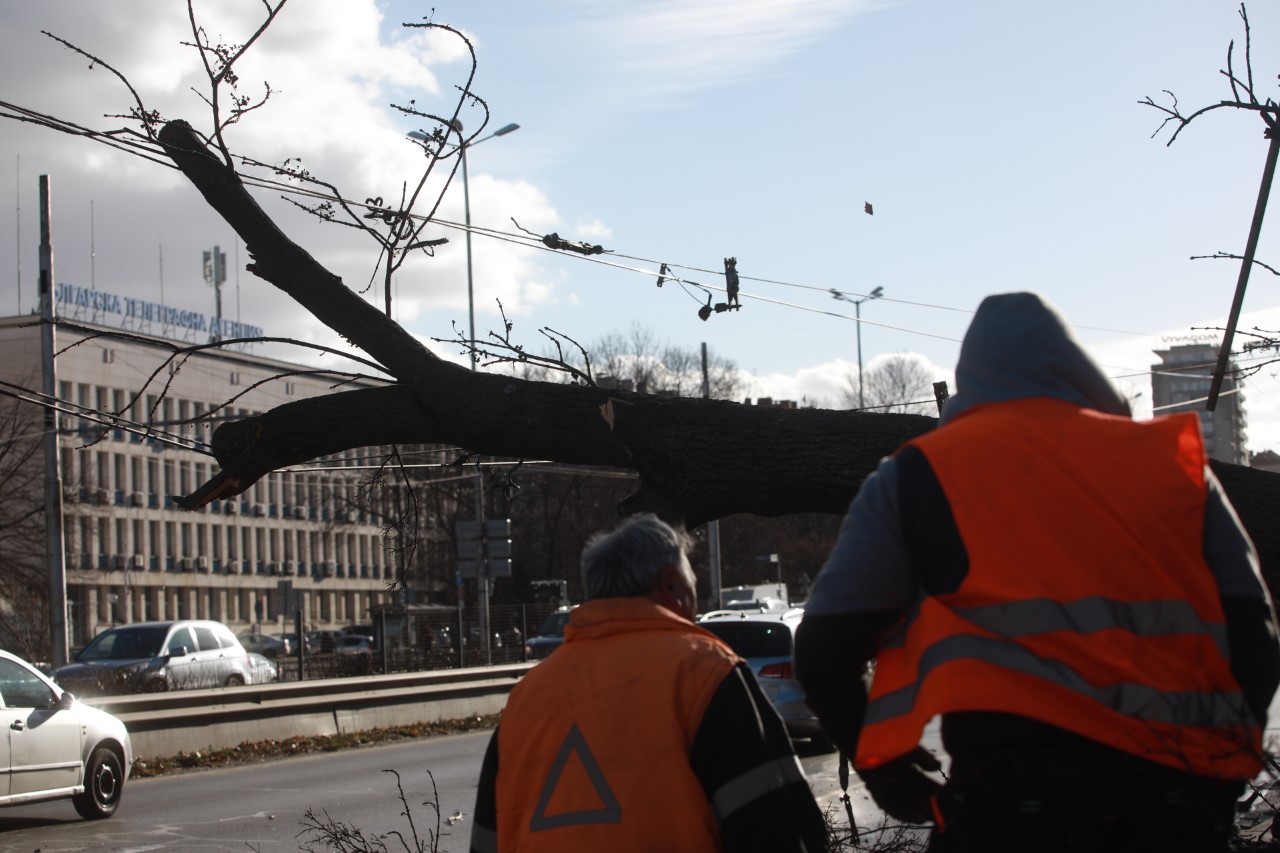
[3,1,1280,446]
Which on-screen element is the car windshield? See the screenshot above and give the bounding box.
[701,622,793,658]
[77,625,170,661]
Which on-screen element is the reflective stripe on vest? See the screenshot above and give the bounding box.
[867,623,1249,729]
[712,755,807,821]
[878,595,1230,659]
[855,398,1262,780]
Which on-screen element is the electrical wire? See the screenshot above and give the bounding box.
[10,103,1240,370]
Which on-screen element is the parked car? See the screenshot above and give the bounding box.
[306,630,342,655]
[276,631,311,654]
[342,624,375,641]
[238,632,290,659]
[246,652,280,684]
[525,606,576,660]
[697,608,831,749]
[722,597,790,613]
[0,648,133,819]
[333,635,373,655]
[53,620,254,696]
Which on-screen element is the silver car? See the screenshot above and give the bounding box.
[0,649,133,819]
[54,620,254,696]
[697,607,831,749]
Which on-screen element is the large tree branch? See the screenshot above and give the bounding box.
[157,117,938,526]
[179,378,933,527]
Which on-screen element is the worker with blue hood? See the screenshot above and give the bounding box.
[795,292,1280,852]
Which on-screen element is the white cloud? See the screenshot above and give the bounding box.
[741,358,855,408]
[566,0,884,99]
[573,218,613,240]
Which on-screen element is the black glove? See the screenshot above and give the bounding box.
[858,746,943,824]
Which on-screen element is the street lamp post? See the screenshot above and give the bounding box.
[831,286,884,410]
[408,121,520,369]
[409,120,519,665]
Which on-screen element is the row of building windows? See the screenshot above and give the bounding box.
[78,583,384,631]
[66,515,393,576]
[62,445,414,524]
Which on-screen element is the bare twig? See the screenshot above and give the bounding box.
[432,300,597,386]
[1190,252,1280,277]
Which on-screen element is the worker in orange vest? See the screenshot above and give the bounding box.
[470,514,828,852]
[795,292,1280,852]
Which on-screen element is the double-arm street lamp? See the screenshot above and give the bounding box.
[408,120,519,665]
[408,121,520,370]
[831,286,884,410]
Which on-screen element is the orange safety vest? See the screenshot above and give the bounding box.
[855,397,1262,780]
[495,597,740,852]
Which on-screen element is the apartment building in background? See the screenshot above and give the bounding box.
[1150,342,1248,465]
[0,301,408,649]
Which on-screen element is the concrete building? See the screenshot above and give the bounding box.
[1150,343,1248,465]
[0,306,405,648]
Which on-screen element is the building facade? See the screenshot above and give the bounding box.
[1150,343,1248,465]
[0,313,407,648]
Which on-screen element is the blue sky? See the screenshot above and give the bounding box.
[3,1,1280,446]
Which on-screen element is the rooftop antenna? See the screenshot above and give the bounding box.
[203,244,227,343]
[234,238,243,351]
[15,155,20,314]
[158,242,169,338]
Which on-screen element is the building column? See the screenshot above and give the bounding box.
[86,586,101,635]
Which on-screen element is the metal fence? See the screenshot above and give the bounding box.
[274,602,565,682]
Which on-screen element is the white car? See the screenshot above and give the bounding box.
[697,607,831,749]
[0,649,132,819]
[53,620,254,696]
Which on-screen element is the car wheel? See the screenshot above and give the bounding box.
[223,673,245,687]
[73,745,124,820]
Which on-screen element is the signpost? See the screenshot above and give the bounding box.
[457,518,513,664]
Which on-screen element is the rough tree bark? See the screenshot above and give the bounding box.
[156,119,1280,594]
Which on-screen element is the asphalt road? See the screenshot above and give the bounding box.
[0,730,493,853]
[0,727,934,852]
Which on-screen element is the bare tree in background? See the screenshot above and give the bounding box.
[589,324,742,399]
[843,354,938,415]
[0,393,54,660]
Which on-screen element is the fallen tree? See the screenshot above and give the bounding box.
[7,4,1280,597]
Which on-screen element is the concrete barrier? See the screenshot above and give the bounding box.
[85,663,534,759]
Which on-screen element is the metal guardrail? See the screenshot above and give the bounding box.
[86,663,535,760]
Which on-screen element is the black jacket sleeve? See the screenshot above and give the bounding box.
[688,663,829,852]
[469,728,500,853]
[1203,468,1280,727]
[793,610,897,758]
[1221,596,1280,727]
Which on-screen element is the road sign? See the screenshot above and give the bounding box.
[275,580,301,616]
[458,559,513,579]
[456,517,514,579]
